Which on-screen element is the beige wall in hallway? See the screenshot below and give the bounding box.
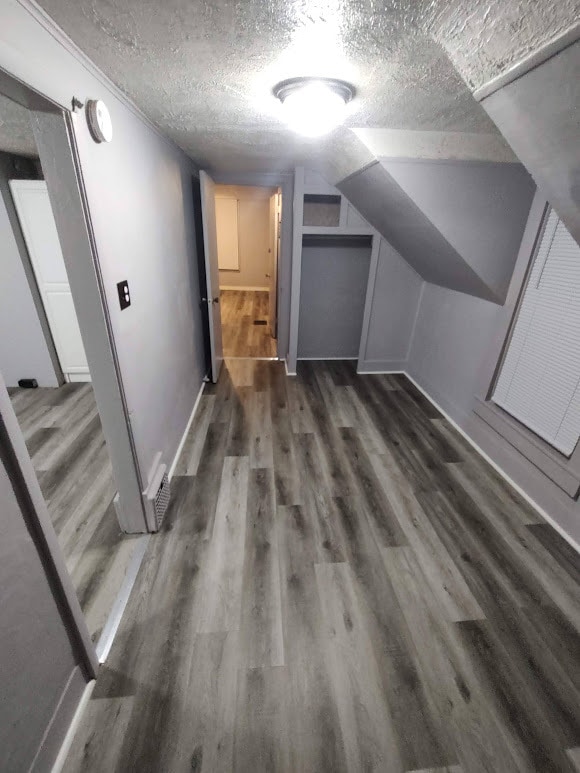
[216,185,275,289]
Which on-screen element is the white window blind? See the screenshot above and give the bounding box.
[493,209,580,456]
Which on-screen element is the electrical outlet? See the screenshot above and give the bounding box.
[117,280,131,310]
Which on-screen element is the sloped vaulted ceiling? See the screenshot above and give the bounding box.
[339,158,536,303]
[26,0,578,177]
[2,0,576,304]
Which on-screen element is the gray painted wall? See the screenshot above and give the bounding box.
[338,161,495,301]
[407,279,580,546]
[298,237,371,359]
[361,237,424,369]
[0,2,206,488]
[338,159,535,304]
[70,110,204,484]
[406,191,580,547]
[407,282,503,419]
[0,5,208,767]
[0,152,60,387]
[0,438,82,771]
[480,37,580,251]
[382,159,536,302]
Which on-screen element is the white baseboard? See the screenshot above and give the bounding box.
[297,356,358,361]
[357,359,407,374]
[219,285,268,291]
[357,369,405,375]
[50,678,96,773]
[284,358,296,377]
[66,373,92,383]
[95,534,150,663]
[168,382,205,480]
[405,372,580,556]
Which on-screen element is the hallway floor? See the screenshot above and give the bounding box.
[9,383,141,642]
[221,289,277,358]
[63,360,580,772]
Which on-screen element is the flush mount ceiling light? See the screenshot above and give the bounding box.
[274,77,355,137]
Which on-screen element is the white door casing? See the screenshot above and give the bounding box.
[9,180,90,382]
[199,171,223,382]
[268,190,281,340]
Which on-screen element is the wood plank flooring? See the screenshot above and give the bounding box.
[8,383,141,641]
[220,289,277,358]
[62,360,580,772]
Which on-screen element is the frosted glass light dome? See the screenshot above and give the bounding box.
[274,78,354,137]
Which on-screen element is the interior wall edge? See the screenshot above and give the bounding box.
[405,367,580,552]
[0,373,98,673]
[356,360,408,373]
[30,109,147,533]
[29,666,87,773]
[15,0,194,160]
[168,380,205,481]
[50,679,96,773]
[474,20,580,102]
[405,281,426,361]
[335,158,380,188]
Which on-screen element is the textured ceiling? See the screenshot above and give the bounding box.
[0,94,37,157]
[20,0,580,174]
[424,0,580,90]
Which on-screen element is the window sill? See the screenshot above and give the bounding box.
[473,398,580,498]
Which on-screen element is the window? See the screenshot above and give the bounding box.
[492,208,580,456]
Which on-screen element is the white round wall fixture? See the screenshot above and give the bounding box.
[86,99,113,143]
[273,77,355,137]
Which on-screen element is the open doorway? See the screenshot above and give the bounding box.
[0,87,140,648]
[214,184,281,358]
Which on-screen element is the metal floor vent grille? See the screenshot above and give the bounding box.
[154,471,171,529]
[143,459,170,532]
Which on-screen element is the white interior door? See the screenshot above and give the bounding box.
[268,190,280,340]
[199,171,223,382]
[9,180,90,382]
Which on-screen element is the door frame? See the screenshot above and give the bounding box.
[211,171,293,361]
[0,65,148,671]
[199,170,224,382]
[286,166,379,375]
[0,371,98,680]
[268,188,281,339]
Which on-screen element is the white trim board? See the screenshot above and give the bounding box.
[357,369,405,375]
[95,533,150,663]
[351,360,580,555]
[357,360,408,374]
[297,356,358,361]
[50,679,95,773]
[403,372,580,556]
[168,381,205,480]
[219,285,269,291]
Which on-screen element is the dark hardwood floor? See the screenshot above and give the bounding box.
[9,383,142,642]
[221,289,277,358]
[63,360,580,772]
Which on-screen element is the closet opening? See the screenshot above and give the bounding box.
[298,234,373,361]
